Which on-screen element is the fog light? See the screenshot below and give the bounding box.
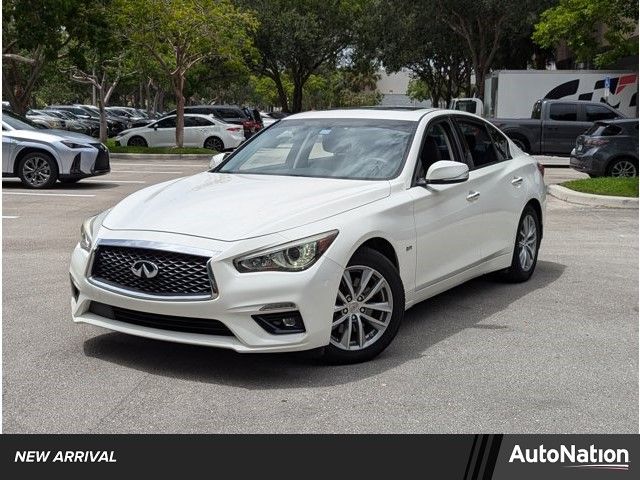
[252,311,305,334]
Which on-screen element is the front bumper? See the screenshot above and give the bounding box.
[59,144,110,179]
[70,230,343,353]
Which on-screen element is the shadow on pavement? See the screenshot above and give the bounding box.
[83,260,566,389]
[2,179,118,190]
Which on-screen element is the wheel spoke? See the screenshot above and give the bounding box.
[332,314,349,328]
[364,301,392,313]
[360,312,387,330]
[356,316,365,348]
[362,278,384,303]
[342,271,355,299]
[340,318,352,349]
[337,289,348,305]
[356,269,373,298]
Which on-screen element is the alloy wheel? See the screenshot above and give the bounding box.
[610,160,637,178]
[331,265,393,351]
[22,156,51,187]
[205,137,224,151]
[518,214,537,271]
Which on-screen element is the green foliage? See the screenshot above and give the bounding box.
[406,79,431,103]
[562,177,639,197]
[533,0,639,67]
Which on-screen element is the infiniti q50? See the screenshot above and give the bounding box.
[70,108,545,363]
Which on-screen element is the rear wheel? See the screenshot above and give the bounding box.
[499,205,540,283]
[204,136,224,151]
[607,158,637,177]
[127,136,148,147]
[510,135,529,153]
[322,248,405,364]
[17,152,58,188]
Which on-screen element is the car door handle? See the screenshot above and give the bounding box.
[511,176,524,186]
[466,191,480,202]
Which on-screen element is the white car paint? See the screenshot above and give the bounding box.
[70,108,546,358]
[115,113,245,150]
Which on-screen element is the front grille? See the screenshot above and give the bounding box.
[91,143,110,173]
[89,302,233,336]
[91,245,214,298]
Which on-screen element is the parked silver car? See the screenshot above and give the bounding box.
[2,110,110,188]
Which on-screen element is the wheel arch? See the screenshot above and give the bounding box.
[504,130,531,152]
[13,145,61,176]
[353,236,399,271]
[525,198,543,239]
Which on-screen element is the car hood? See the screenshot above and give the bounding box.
[5,128,98,144]
[103,172,390,241]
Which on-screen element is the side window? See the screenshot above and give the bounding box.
[549,103,577,121]
[156,117,176,128]
[585,105,618,122]
[194,116,214,126]
[455,118,500,168]
[184,116,198,127]
[416,121,458,179]
[486,123,512,160]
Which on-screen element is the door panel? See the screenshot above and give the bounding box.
[543,103,590,154]
[2,135,15,173]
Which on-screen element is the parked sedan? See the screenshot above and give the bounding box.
[2,110,110,188]
[115,114,245,150]
[26,109,66,129]
[570,119,639,177]
[70,108,545,363]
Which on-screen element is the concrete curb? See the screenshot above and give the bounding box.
[548,184,639,209]
[110,153,212,160]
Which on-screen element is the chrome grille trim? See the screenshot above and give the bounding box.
[87,239,220,301]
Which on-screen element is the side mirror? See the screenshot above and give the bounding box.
[425,160,469,185]
[209,152,228,170]
[152,124,158,130]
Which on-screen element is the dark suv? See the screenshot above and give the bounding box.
[167,105,260,138]
[570,119,639,177]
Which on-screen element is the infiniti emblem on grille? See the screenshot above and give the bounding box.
[130,260,159,279]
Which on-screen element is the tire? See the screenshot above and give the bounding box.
[17,152,58,189]
[322,247,405,364]
[510,135,529,153]
[127,136,148,147]
[59,178,81,184]
[499,205,540,283]
[607,157,637,177]
[204,136,224,152]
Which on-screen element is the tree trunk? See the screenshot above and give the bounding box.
[271,73,290,113]
[173,74,185,148]
[97,87,109,143]
[292,77,303,113]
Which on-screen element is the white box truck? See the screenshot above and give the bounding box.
[482,70,638,118]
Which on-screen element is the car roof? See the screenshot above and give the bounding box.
[285,108,439,121]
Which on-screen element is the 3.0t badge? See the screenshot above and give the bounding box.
[130,260,159,279]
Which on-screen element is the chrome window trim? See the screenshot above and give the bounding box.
[86,239,220,302]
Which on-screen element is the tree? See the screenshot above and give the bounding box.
[533,0,639,68]
[2,0,100,114]
[116,0,255,147]
[241,0,363,113]
[362,0,472,106]
[436,0,551,99]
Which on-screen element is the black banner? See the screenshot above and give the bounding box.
[0,434,637,479]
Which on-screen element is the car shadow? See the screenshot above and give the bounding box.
[83,260,566,389]
[2,179,118,190]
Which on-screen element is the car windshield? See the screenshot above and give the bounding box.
[218,118,416,180]
[2,110,39,130]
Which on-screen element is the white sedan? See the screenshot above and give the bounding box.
[115,113,245,151]
[70,108,546,363]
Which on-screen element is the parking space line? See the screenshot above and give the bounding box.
[111,170,183,174]
[2,215,19,219]
[111,162,204,167]
[82,179,146,184]
[3,192,95,197]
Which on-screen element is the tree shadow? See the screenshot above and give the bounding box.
[83,260,566,389]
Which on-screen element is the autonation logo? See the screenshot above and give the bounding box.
[509,444,630,471]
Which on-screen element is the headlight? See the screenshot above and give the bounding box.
[80,215,97,252]
[61,140,89,149]
[234,230,338,272]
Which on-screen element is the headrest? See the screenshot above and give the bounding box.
[321,127,352,154]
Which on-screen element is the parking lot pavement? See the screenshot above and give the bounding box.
[2,157,637,433]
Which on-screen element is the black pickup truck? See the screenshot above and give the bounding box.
[490,99,625,156]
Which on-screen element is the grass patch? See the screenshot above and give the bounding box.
[105,138,216,155]
[561,177,639,198]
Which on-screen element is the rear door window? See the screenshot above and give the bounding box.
[585,105,619,122]
[549,103,578,121]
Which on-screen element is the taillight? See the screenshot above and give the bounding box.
[584,138,609,146]
[536,162,544,177]
[226,127,243,132]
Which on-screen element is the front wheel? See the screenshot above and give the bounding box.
[17,152,58,188]
[322,248,405,364]
[499,205,540,283]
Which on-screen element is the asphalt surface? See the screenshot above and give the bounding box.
[2,157,637,433]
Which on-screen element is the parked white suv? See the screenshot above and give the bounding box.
[115,113,245,151]
[71,108,546,363]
